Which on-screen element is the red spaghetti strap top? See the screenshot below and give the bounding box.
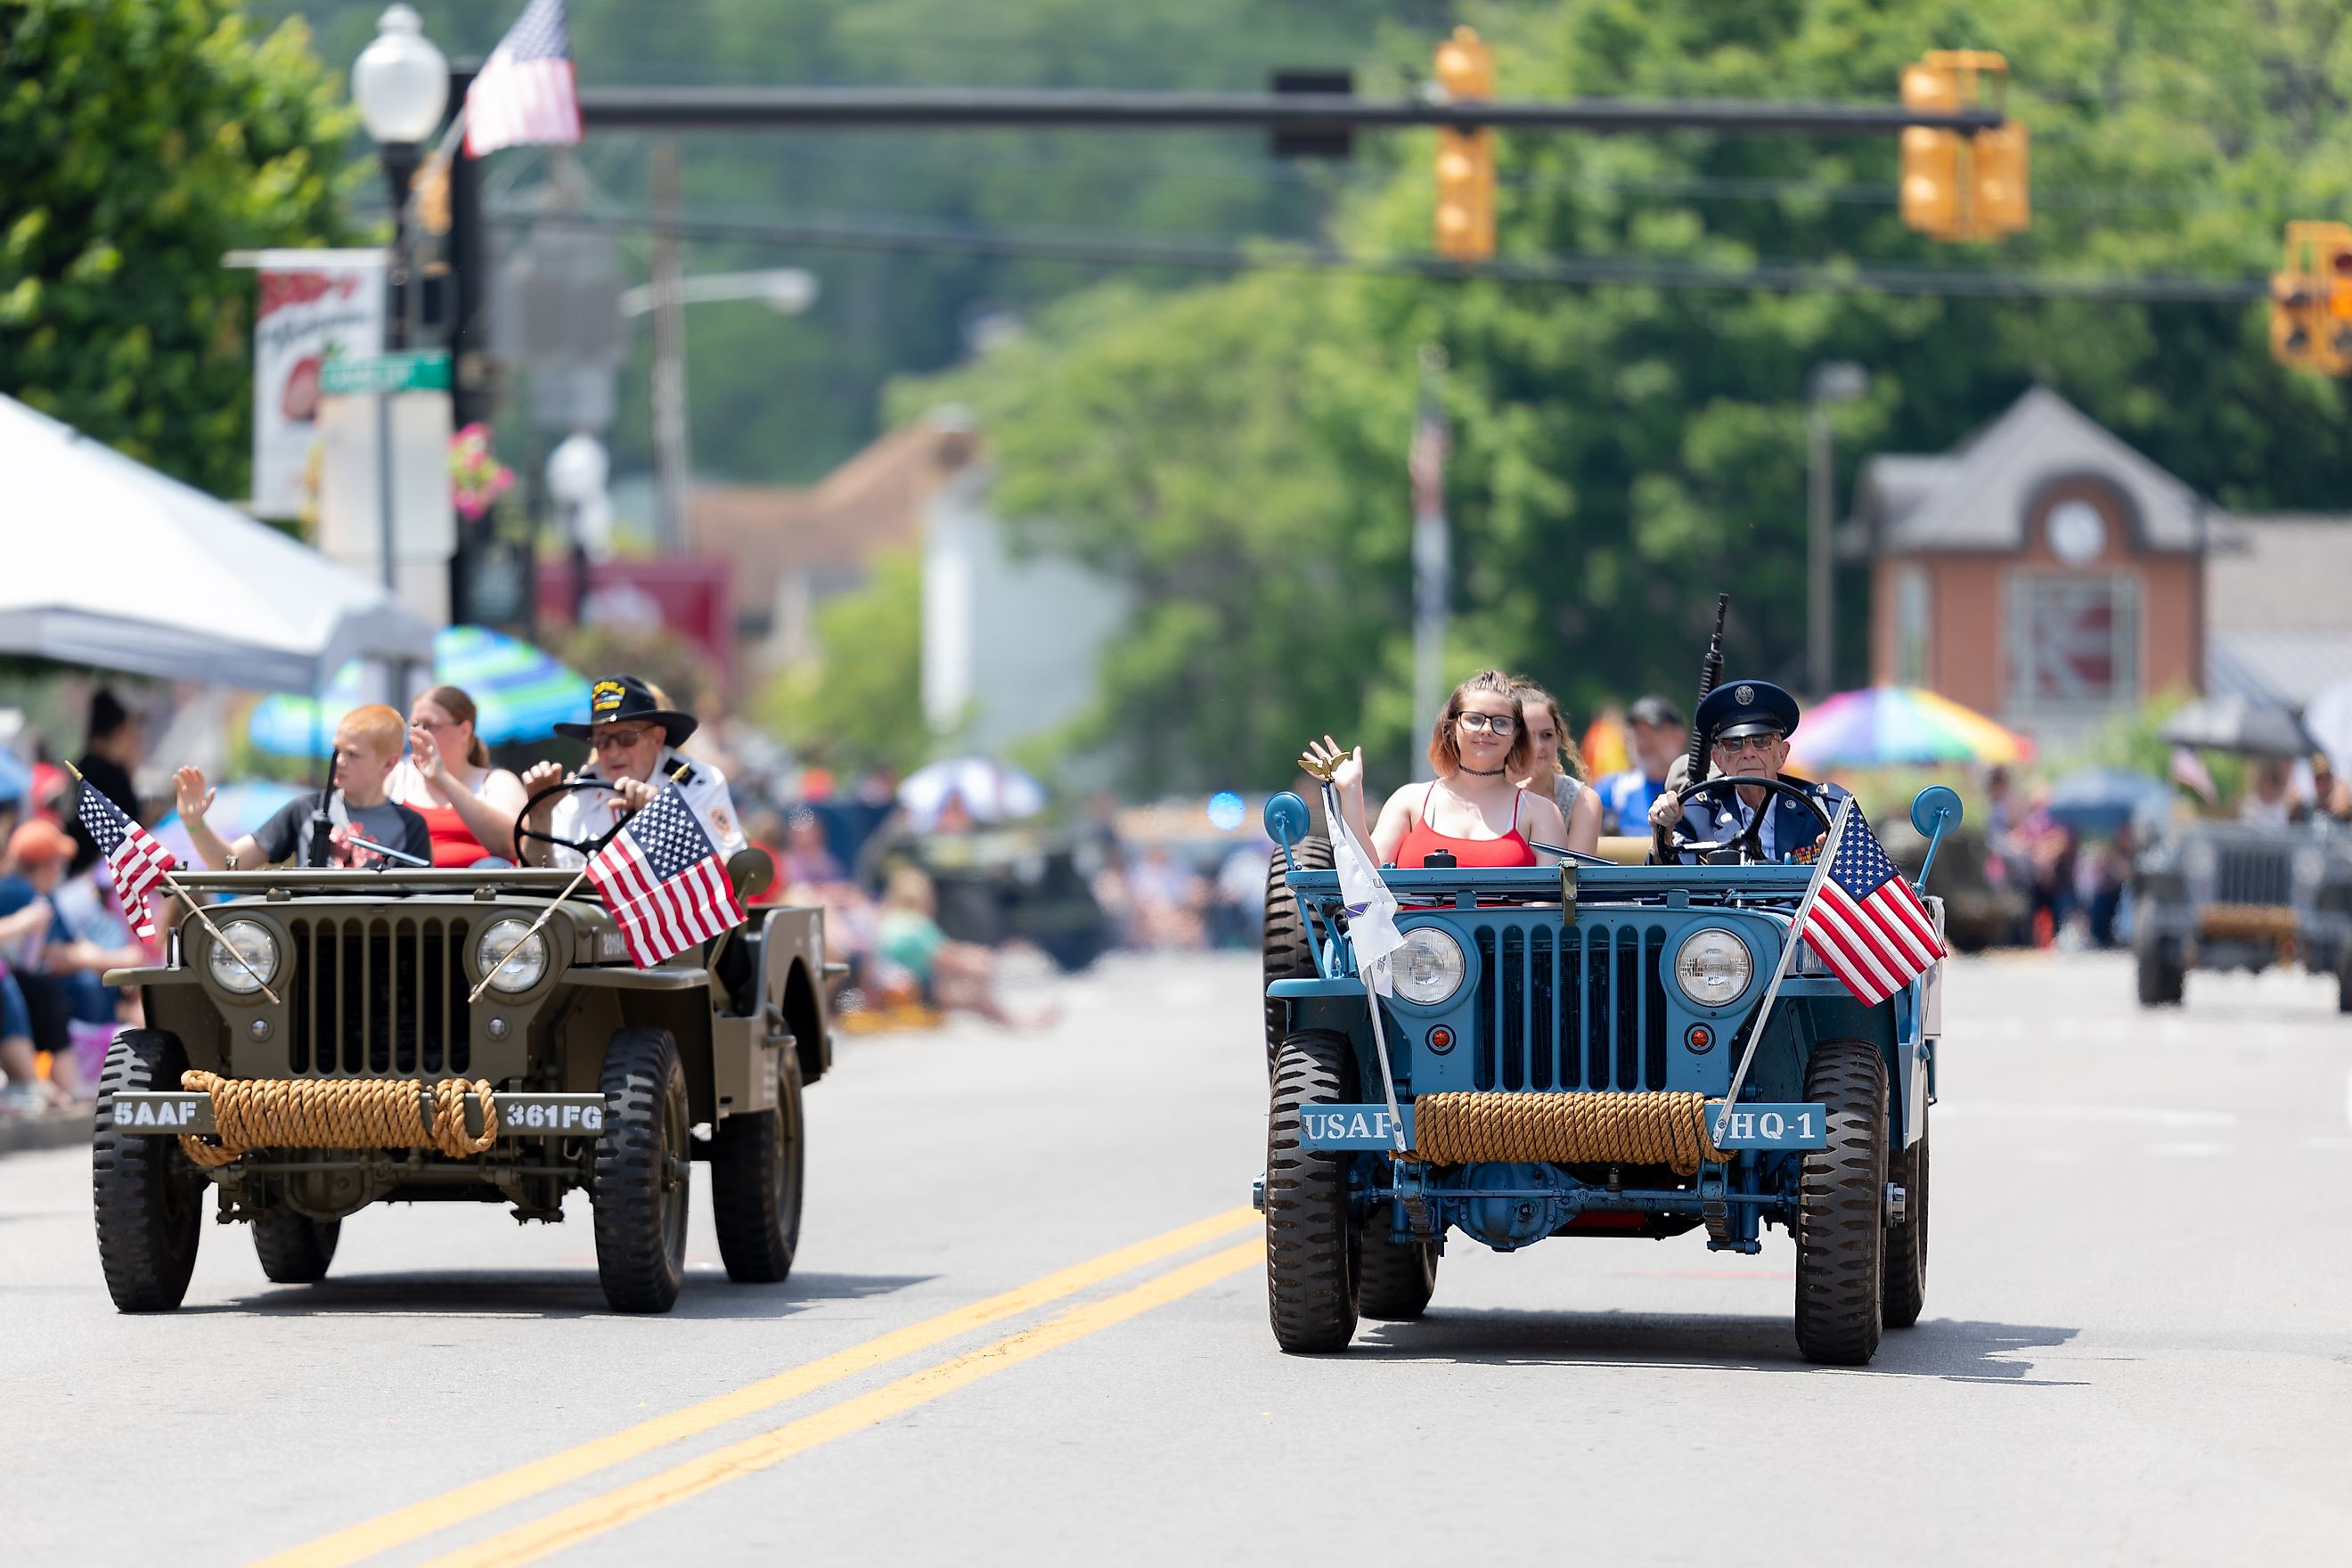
[413,800,489,868]
[1395,783,1537,869]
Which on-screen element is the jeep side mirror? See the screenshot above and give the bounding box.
[1263,792,1311,871]
[726,846,776,904]
[1908,785,1964,888]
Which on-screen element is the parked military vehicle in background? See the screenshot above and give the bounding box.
[2131,819,2352,1010]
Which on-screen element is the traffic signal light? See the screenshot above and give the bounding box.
[1899,52,2029,242]
[1432,27,1495,263]
[2272,222,2352,373]
[1899,62,1962,239]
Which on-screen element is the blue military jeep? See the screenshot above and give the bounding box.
[1254,783,1957,1365]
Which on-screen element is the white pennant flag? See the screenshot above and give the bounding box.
[1328,809,1404,995]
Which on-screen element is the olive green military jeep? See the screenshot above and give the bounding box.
[93,852,831,1315]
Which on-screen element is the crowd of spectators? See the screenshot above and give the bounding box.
[1,690,156,1118]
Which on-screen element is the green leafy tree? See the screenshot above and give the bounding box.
[0,0,359,496]
[908,0,2352,792]
[755,546,929,777]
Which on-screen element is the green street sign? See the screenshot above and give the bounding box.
[320,350,453,396]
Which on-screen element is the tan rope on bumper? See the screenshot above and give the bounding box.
[1409,1090,1732,1175]
[176,1070,500,1168]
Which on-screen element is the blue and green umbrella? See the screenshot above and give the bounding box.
[248,626,591,757]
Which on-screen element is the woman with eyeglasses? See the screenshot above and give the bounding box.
[517,674,749,869]
[1301,669,1568,870]
[390,685,531,866]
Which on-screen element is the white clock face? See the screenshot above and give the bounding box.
[2048,500,2108,565]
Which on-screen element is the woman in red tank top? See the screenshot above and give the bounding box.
[388,685,532,867]
[1302,669,1570,869]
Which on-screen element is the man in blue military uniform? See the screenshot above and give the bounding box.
[1646,678,1848,864]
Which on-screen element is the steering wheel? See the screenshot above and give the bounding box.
[1663,775,1836,864]
[514,777,625,862]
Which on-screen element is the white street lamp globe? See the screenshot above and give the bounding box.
[353,4,449,146]
[546,433,611,506]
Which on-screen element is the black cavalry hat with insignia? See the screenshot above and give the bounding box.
[554,673,699,747]
[1695,677,1801,746]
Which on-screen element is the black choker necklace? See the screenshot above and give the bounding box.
[1458,764,1507,777]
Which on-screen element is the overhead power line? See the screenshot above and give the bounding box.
[499,205,2268,303]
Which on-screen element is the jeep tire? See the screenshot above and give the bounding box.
[2136,944,2184,1008]
[1355,1202,1438,1322]
[1262,837,1335,1075]
[592,1027,690,1313]
[1265,1028,1360,1353]
[92,1030,203,1313]
[710,1050,805,1284]
[1882,1097,1929,1330]
[252,1210,340,1285]
[1793,1038,1887,1366]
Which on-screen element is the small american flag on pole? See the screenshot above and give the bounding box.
[1800,803,1946,1006]
[464,0,583,157]
[74,786,175,940]
[585,780,745,967]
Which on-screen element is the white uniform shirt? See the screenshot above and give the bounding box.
[544,746,748,869]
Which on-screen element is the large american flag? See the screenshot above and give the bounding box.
[1799,803,1945,1006]
[586,780,745,967]
[464,0,583,157]
[75,785,175,940]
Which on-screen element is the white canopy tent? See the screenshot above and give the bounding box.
[0,394,433,691]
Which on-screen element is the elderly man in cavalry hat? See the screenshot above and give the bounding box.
[1646,678,1848,864]
[519,674,748,870]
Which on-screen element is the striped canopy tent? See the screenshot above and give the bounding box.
[1787,686,2033,771]
[248,625,591,758]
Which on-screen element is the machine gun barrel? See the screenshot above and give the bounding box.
[1684,593,1730,784]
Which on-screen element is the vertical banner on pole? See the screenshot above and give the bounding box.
[249,250,388,519]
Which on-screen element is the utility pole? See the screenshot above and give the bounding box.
[1409,346,1450,776]
[1804,362,1866,698]
[649,139,692,553]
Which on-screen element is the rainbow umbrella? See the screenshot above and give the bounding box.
[248,626,591,757]
[1787,686,2033,770]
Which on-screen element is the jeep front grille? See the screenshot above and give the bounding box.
[2216,845,2291,906]
[1469,921,1670,1093]
[284,916,472,1075]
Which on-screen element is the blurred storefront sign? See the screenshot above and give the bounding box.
[535,555,734,699]
[245,249,387,519]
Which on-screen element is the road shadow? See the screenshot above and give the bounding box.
[1356,1310,2082,1384]
[184,1270,933,1320]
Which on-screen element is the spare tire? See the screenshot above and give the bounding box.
[1262,837,1335,1076]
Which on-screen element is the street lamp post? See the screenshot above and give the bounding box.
[353,4,448,709]
[1804,361,1868,698]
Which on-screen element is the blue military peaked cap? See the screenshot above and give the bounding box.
[1696,678,1801,746]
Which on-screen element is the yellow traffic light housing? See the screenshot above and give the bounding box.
[1432,27,1495,263]
[2273,221,2352,373]
[1899,52,2029,242]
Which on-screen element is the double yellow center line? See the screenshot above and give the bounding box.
[255,1208,1263,1568]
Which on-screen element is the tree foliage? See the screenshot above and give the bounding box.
[754,546,928,778]
[0,0,358,496]
[907,0,2352,793]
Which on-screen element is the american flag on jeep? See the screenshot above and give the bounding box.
[74,785,174,939]
[1801,808,1944,1006]
[585,780,743,967]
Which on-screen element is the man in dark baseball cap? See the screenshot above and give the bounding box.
[1594,694,1685,833]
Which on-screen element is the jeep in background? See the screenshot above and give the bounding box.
[93,852,831,1315]
[2131,818,2352,1010]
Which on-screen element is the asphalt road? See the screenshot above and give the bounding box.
[4,950,2348,1566]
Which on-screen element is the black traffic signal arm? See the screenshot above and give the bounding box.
[577,87,2002,137]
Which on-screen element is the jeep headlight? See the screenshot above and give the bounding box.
[1673,927,1753,1007]
[1392,927,1466,1005]
[475,919,551,993]
[206,920,280,995]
